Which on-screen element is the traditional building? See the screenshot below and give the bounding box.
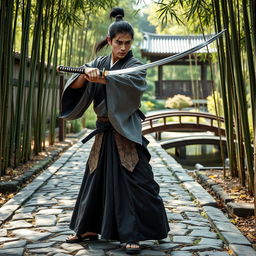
[140,32,216,100]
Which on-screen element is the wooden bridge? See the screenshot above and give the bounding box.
[142,111,226,138]
[160,134,227,149]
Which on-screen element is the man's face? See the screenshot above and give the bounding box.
[108,33,133,62]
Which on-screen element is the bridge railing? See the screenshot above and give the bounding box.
[142,111,226,137]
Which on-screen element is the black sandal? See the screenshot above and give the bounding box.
[125,241,141,255]
[66,233,98,243]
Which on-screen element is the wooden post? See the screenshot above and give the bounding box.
[201,63,207,98]
[59,74,65,141]
[158,65,163,98]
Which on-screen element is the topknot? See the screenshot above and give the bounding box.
[110,7,125,21]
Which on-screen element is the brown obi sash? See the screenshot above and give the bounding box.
[82,116,139,174]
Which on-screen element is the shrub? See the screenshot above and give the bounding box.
[165,94,193,110]
[207,91,224,116]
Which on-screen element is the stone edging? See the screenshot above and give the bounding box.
[0,129,87,193]
[0,130,87,226]
[147,137,256,256]
[195,170,254,217]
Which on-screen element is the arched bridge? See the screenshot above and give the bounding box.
[159,135,227,149]
[142,111,226,137]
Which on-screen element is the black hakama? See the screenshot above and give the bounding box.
[69,124,170,243]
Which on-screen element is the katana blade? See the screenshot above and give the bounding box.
[57,30,226,76]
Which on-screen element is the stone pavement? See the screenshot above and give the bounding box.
[0,134,255,256]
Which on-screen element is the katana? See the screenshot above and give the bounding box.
[57,30,225,76]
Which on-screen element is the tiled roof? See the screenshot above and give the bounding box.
[140,32,216,57]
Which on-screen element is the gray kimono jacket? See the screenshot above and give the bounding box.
[60,50,147,145]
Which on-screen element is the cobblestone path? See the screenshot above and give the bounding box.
[0,135,255,256]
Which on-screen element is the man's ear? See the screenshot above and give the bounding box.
[107,36,112,46]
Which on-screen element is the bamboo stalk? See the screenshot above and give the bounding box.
[228,0,254,192]
[22,0,44,161]
[242,0,256,129]
[0,0,14,175]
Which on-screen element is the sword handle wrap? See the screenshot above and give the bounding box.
[57,65,86,74]
[57,65,107,78]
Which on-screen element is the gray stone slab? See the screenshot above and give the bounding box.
[0,205,20,222]
[198,251,230,256]
[153,243,180,250]
[53,253,71,256]
[177,206,199,213]
[0,237,18,243]
[16,206,36,214]
[75,249,105,256]
[36,208,63,215]
[221,231,251,246]
[37,226,70,233]
[11,228,51,241]
[167,213,184,221]
[199,238,223,247]
[169,223,187,229]
[4,220,33,230]
[203,206,229,223]
[26,241,56,249]
[58,216,71,223]
[189,230,217,238]
[106,249,129,256]
[50,235,68,242]
[172,236,195,244]
[169,228,188,236]
[35,214,56,226]
[183,181,217,207]
[60,242,86,252]
[227,202,254,217]
[229,244,256,256]
[0,228,7,236]
[12,212,33,220]
[180,245,223,251]
[181,220,210,226]
[2,239,27,248]
[89,241,120,250]
[139,249,166,255]
[171,251,193,256]
[28,247,68,254]
[0,248,24,256]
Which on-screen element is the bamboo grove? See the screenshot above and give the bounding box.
[156,0,256,211]
[0,0,117,175]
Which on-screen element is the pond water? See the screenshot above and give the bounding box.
[166,144,226,170]
[160,132,227,170]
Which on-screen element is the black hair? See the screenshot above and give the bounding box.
[95,7,134,53]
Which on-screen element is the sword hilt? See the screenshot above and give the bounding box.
[56,65,107,78]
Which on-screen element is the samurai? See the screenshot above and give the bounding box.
[61,7,170,255]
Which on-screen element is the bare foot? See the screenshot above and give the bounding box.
[67,231,97,241]
[126,243,140,249]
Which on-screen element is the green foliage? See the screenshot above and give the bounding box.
[141,93,166,112]
[207,91,224,117]
[85,104,97,129]
[165,94,193,110]
[70,119,83,133]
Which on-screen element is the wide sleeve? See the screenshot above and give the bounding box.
[104,58,148,144]
[105,58,147,115]
[59,59,99,120]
